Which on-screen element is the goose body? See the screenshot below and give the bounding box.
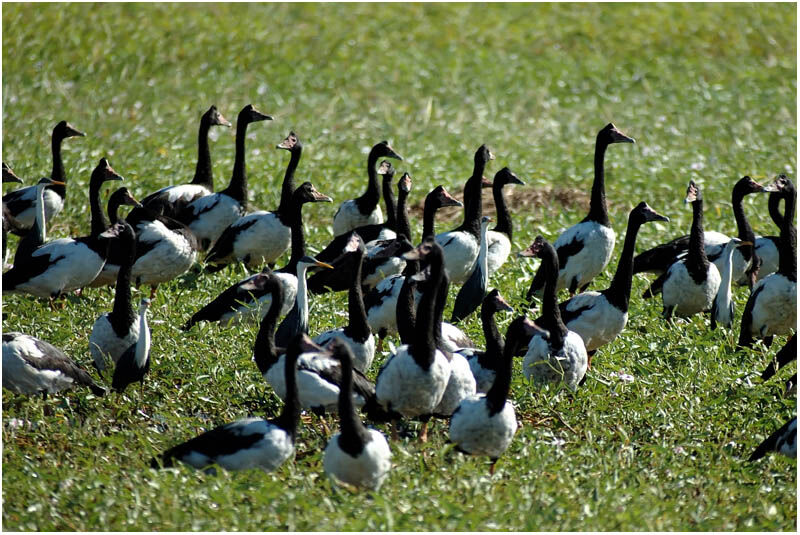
[3,332,105,397]
[485,167,524,277]
[87,188,144,288]
[451,216,492,323]
[748,417,797,461]
[129,211,199,288]
[111,299,152,393]
[432,351,476,417]
[2,163,24,267]
[461,290,513,393]
[752,191,786,282]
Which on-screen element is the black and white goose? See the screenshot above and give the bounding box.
[3,120,84,232]
[2,162,23,267]
[485,167,524,277]
[451,215,492,323]
[527,123,634,298]
[375,238,451,436]
[459,289,514,393]
[3,332,105,398]
[739,176,796,348]
[760,334,796,383]
[449,316,533,474]
[752,180,788,282]
[522,236,588,391]
[710,238,751,330]
[748,417,797,462]
[332,141,403,237]
[661,181,721,319]
[111,299,151,394]
[435,144,494,285]
[89,219,143,372]
[323,340,392,490]
[153,332,307,472]
[140,105,231,218]
[312,235,375,373]
[205,131,313,270]
[10,178,63,267]
[88,187,143,287]
[181,182,331,329]
[636,175,773,294]
[181,104,272,250]
[3,158,124,299]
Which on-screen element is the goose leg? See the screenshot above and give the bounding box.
[149,285,158,300]
[489,458,498,475]
[419,421,429,443]
[391,420,399,441]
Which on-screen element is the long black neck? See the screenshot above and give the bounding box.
[346,250,371,342]
[485,326,515,416]
[253,280,284,375]
[383,173,397,231]
[540,243,567,347]
[432,274,449,352]
[277,145,302,216]
[482,303,504,358]
[769,193,784,229]
[16,186,47,260]
[604,216,643,312]
[273,351,300,439]
[492,181,513,239]
[280,197,307,274]
[395,187,411,241]
[410,249,444,368]
[337,349,371,455]
[111,226,136,330]
[731,186,755,262]
[89,177,108,238]
[778,188,796,280]
[50,132,67,198]
[585,137,610,226]
[107,195,125,226]
[221,118,249,206]
[397,261,419,345]
[458,164,486,238]
[191,117,213,189]
[355,148,381,213]
[685,199,710,283]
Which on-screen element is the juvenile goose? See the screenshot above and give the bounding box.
[710,238,751,330]
[459,290,515,393]
[2,163,23,267]
[375,238,452,439]
[182,182,331,329]
[3,332,105,398]
[3,159,124,299]
[111,299,151,394]
[88,187,143,287]
[527,123,634,298]
[522,236,588,391]
[436,144,494,285]
[739,177,796,348]
[332,141,403,237]
[485,167,524,277]
[323,340,392,490]
[205,132,321,270]
[451,216,492,323]
[140,105,231,218]
[3,121,85,232]
[661,181,721,319]
[89,220,143,372]
[181,104,272,250]
[449,316,533,474]
[153,332,307,472]
[748,417,797,461]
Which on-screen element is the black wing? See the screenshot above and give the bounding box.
[206,218,258,264]
[748,417,797,461]
[155,420,266,468]
[182,273,271,330]
[761,334,797,381]
[633,235,690,275]
[111,343,150,393]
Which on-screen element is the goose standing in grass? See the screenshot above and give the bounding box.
[738,176,796,348]
[181,104,272,250]
[3,121,84,232]
[140,105,231,218]
[3,163,23,267]
[182,182,331,329]
[312,235,375,373]
[522,236,588,390]
[3,159,124,299]
[752,181,788,282]
[710,238,751,330]
[3,332,106,398]
[449,316,534,474]
[332,141,403,237]
[88,187,143,287]
[89,220,142,372]
[205,131,310,270]
[323,340,392,490]
[660,181,721,320]
[451,216,492,323]
[436,144,494,285]
[375,238,451,441]
[748,417,797,461]
[111,299,151,394]
[485,167,524,277]
[153,333,308,472]
[527,123,634,298]
[273,255,334,347]
[459,289,514,393]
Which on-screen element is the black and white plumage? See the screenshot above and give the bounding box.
[87,187,143,287]
[436,145,494,285]
[710,238,749,330]
[312,235,376,373]
[332,141,403,237]
[451,215,492,323]
[89,220,144,372]
[461,290,514,393]
[10,177,59,268]
[3,158,124,298]
[154,333,308,472]
[450,316,533,472]
[3,332,105,397]
[375,238,451,420]
[181,104,272,250]
[205,132,321,270]
[527,123,634,298]
[485,167,524,277]
[748,417,797,461]
[2,120,84,233]
[111,299,151,393]
[2,162,24,267]
[661,181,721,319]
[522,236,588,391]
[760,334,796,382]
[739,177,797,347]
[140,105,231,218]
[752,191,784,282]
[323,340,392,490]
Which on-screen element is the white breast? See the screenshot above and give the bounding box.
[435,231,480,284]
[661,261,721,317]
[16,239,106,298]
[313,329,376,373]
[154,184,211,205]
[375,346,451,418]
[449,396,518,459]
[747,274,797,339]
[365,275,408,338]
[333,201,383,237]
[131,220,197,286]
[228,211,291,267]
[89,314,141,371]
[465,352,496,394]
[563,292,627,352]
[753,237,779,282]
[553,221,616,293]
[6,187,63,229]
[485,230,511,278]
[323,429,392,490]
[433,352,477,417]
[187,193,245,248]
[523,330,588,391]
[362,257,406,290]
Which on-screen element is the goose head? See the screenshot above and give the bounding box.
[378,160,396,181]
[54,120,85,141]
[505,316,547,354]
[631,201,669,225]
[298,255,333,275]
[277,131,301,151]
[90,158,124,187]
[35,177,65,190]
[398,172,412,194]
[427,185,463,210]
[205,105,232,128]
[684,180,701,204]
[373,141,403,161]
[494,167,524,187]
[238,104,273,125]
[139,298,151,314]
[109,187,143,210]
[485,288,514,314]
[293,181,332,204]
[99,220,133,242]
[402,235,441,263]
[599,123,635,145]
[481,215,492,231]
[735,175,772,195]
[2,163,22,183]
[475,144,495,165]
[517,235,546,258]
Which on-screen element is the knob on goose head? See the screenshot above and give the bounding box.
[377,160,395,177]
[398,172,412,193]
[92,158,124,185]
[599,123,635,145]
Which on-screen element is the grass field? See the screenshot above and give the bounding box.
[2,3,797,531]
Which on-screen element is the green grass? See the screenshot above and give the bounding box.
[2,2,796,531]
